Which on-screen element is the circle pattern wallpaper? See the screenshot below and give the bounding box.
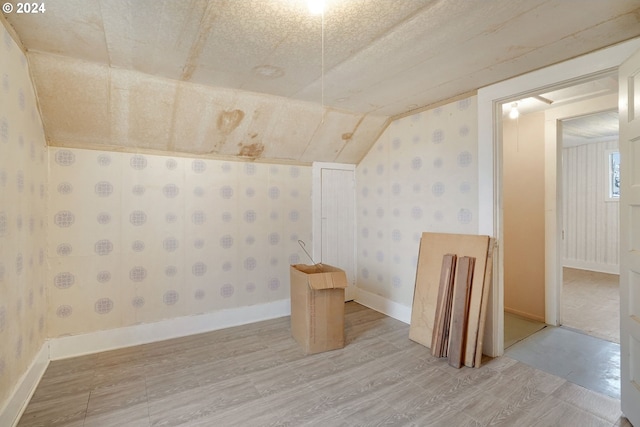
[357,97,478,306]
[47,148,312,336]
[0,25,48,404]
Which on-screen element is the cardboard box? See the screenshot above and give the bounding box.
[290,264,347,354]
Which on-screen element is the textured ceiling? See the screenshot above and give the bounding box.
[4,0,640,163]
[562,110,619,148]
[499,75,619,146]
[502,75,619,117]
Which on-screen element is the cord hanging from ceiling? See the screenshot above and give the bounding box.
[308,0,326,122]
[321,7,324,115]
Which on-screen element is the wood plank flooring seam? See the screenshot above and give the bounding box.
[15,303,627,427]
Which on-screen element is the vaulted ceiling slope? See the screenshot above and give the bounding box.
[5,0,640,164]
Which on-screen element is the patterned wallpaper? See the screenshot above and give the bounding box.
[0,25,48,408]
[48,148,312,337]
[356,97,478,307]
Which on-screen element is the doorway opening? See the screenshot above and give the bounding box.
[497,74,620,349]
[501,95,548,348]
[499,80,622,399]
[478,38,640,414]
[560,109,620,344]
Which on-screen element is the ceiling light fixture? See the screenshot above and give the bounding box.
[308,0,325,15]
[509,102,520,120]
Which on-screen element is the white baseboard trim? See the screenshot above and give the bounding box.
[563,260,619,275]
[0,343,49,427]
[504,307,545,323]
[49,299,291,360]
[355,288,412,324]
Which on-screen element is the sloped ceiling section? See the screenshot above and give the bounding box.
[28,52,385,163]
[5,0,640,164]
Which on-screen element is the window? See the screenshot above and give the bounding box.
[606,149,620,201]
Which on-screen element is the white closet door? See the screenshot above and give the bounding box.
[314,163,356,301]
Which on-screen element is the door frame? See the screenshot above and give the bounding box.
[477,38,640,358]
[546,95,619,326]
[312,161,357,300]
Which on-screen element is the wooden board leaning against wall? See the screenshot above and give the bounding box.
[409,232,495,368]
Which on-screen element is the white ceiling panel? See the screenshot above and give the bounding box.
[335,114,389,164]
[8,0,108,63]
[260,101,324,161]
[562,110,619,147]
[100,0,207,78]
[299,109,363,163]
[121,72,178,151]
[5,0,640,163]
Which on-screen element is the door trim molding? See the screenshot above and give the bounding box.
[543,94,618,327]
[477,37,640,358]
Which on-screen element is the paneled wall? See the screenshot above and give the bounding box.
[356,97,478,307]
[562,140,619,274]
[48,148,312,337]
[0,25,48,411]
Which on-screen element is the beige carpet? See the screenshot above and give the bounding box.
[562,267,619,343]
[504,312,546,349]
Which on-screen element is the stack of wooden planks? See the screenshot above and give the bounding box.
[431,255,476,368]
[409,233,495,368]
[430,254,456,358]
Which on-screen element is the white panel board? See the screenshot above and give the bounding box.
[313,163,356,301]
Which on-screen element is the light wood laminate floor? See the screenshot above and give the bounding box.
[563,268,619,343]
[18,303,629,427]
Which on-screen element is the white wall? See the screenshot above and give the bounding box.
[503,112,546,321]
[356,97,478,310]
[562,139,619,274]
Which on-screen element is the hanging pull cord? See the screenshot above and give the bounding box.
[321,8,324,115]
[298,240,319,265]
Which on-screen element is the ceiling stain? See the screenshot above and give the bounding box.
[238,142,265,158]
[5,1,639,165]
[217,109,245,134]
[181,1,222,81]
